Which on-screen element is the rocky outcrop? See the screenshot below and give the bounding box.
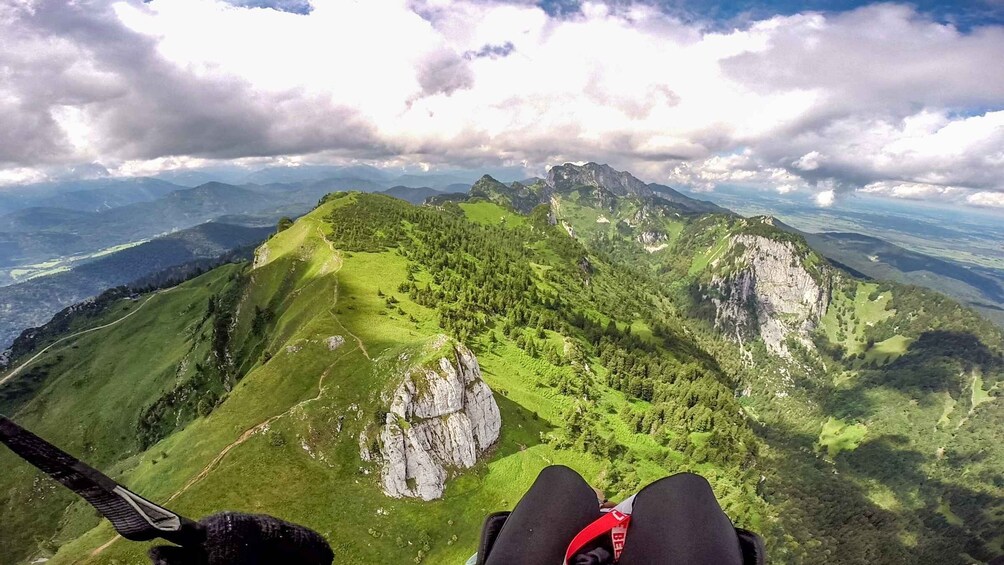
[373,337,501,501]
[561,221,578,239]
[470,175,542,213]
[638,231,669,252]
[638,231,666,245]
[707,234,830,357]
[252,243,269,269]
[547,162,652,197]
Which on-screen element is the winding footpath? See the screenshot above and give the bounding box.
[316,226,371,361]
[92,232,370,558]
[0,289,170,388]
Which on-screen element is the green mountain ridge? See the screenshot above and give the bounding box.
[0,221,273,349]
[0,165,1000,564]
[799,230,1004,328]
[466,163,729,219]
[0,177,385,272]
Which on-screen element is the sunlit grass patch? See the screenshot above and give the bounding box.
[817,417,868,458]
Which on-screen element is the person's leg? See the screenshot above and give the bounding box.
[618,472,744,565]
[484,465,602,565]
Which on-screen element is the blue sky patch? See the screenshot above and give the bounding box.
[223,0,312,15]
[536,0,1004,29]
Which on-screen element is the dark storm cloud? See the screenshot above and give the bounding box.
[0,0,385,168]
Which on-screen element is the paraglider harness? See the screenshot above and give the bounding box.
[474,494,765,565]
[1,414,763,565]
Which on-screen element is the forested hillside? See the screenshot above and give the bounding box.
[0,164,1000,564]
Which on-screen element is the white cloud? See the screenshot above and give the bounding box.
[967,191,1004,208]
[859,181,966,200]
[791,151,822,172]
[815,189,836,207]
[0,0,1002,210]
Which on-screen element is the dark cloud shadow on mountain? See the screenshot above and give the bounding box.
[756,421,1003,562]
[806,330,1002,420]
[755,423,916,562]
[490,393,552,460]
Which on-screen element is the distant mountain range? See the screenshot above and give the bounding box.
[0,177,380,274]
[376,185,444,205]
[3,160,1002,361]
[0,175,473,349]
[0,178,182,216]
[0,222,272,348]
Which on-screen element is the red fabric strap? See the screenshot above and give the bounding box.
[563,510,631,564]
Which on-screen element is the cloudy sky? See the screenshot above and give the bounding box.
[1,0,1003,208]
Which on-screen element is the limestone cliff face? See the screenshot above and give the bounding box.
[546,162,652,198]
[638,231,667,245]
[707,234,830,357]
[374,337,501,501]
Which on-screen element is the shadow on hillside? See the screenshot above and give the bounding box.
[756,422,915,562]
[760,326,1004,561]
[490,393,552,460]
[757,422,1003,563]
[810,330,1002,420]
[0,361,55,414]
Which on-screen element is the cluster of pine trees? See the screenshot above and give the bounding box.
[325,193,768,523]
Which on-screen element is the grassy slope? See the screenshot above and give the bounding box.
[5,195,749,564]
[6,190,1000,564]
[458,201,526,228]
[554,194,684,259]
[689,231,731,276]
[745,279,1002,562]
[817,417,868,458]
[819,281,897,356]
[551,195,1003,562]
[0,265,241,561]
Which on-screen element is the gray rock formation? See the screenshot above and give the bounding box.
[638,231,666,245]
[469,175,542,213]
[375,337,501,501]
[708,234,830,357]
[546,162,653,197]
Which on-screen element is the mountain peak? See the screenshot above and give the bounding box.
[469,174,542,212]
[470,174,509,195]
[545,162,652,197]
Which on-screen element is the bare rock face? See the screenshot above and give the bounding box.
[252,243,269,269]
[708,234,830,357]
[546,162,653,197]
[637,231,666,245]
[376,337,501,501]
